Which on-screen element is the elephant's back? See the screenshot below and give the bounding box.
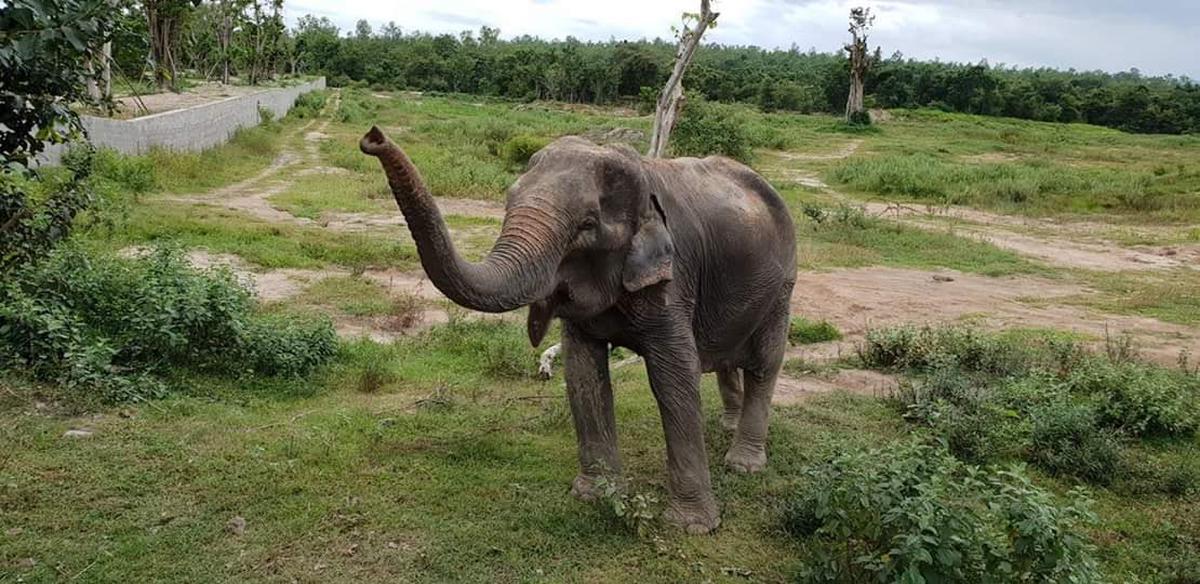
[649,155,796,271]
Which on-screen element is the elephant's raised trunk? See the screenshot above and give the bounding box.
[360,126,568,313]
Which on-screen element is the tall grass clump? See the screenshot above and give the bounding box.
[0,246,336,401]
[783,439,1100,583]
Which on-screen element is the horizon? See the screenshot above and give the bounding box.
[283,0,1200,81]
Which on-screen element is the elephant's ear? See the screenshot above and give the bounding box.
[622,194,674,292]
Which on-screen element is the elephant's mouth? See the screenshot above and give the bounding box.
[526,284,571,346]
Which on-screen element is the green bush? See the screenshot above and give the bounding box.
[90,148,155,195]
[788,316,842,345]
[1066,361,1200,437]
[500,134,549,167]
[1028,401,1123,485]
[783,439,1100,583]
[670,98,753,164]
[0,246,336,401]
[859,325,1039,377]
[290,90,328,119]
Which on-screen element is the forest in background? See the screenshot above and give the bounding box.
[275,17,1200,135]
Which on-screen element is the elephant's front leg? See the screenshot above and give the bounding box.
[563,324,621,501]
[643,329,720,534]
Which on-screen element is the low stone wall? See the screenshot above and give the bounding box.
[37,77,325,165]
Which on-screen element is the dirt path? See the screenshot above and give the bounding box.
[863,203,1200,272]
[788,266,1200,366]
[761,144,1200,272]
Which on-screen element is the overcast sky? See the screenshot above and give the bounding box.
[284,0,1200,79]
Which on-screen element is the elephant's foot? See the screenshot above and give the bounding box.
[720,410,741,432]
[724,442,767,473]
[663,495,721,535]
[570,473,618,502]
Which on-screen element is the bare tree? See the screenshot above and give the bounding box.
[646,0,719,158]
[844,6,874,124]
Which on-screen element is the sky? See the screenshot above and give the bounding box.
[284,0,1200,79]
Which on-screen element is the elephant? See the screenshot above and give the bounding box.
[360,127,796,534]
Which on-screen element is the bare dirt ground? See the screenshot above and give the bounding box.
[112,82,265,118]
[157,96,1197,402]
[761,145,1200,273]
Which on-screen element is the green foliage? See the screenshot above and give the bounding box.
[89,147,156,195]
[1028,402,1123,485]
[670,98,753,163]
[0,0,114,165]
[593,477,658,538]
[788,317,842,345]
[784,439,1100,583]
[500,135,549,167]
[829,153,1187,214]
[0,153,95,272]
[1065,360,1200,437]
[0,246,336,401]
[870,325,1200,491]
[294,20,1200,135]
[859,325,1041,377]
[290,90,328,119]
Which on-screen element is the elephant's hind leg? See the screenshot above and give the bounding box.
[563,324,621,501]
[717,366,743,432]
[725,302,788,474]
[723,365,778,473]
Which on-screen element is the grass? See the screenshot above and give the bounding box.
[823,108,1200,222]
[788,316,842,345]
[791,202,1044,276]
[10,90,1200,582]
[92,201,417,271]
[0,321,902,583]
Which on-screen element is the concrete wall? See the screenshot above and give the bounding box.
[37,77,325,165]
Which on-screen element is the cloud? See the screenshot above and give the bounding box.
[284,0,1200,78]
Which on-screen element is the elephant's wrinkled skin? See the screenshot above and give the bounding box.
[361,128,796,534]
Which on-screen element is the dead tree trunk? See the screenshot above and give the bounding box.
[646,0,718,158]
[844,7,873,124]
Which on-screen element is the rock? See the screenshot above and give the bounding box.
[225,515,246,536]
[6,527,23,537]
[62,429,93,438]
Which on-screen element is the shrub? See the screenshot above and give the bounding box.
[500,134,549,167]
[1066,361,1200,437]
[788,316,842,345]
[784,439,1100,583]
[1028,401,1123,485]
[859,325,1037,377]
[0,246,336,401]
[290,90,327,119]
[90,148,156,195]
[670,97,753,164]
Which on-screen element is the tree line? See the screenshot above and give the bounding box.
[284,17,1199,135]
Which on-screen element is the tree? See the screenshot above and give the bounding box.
[1,0,114,269]
[844,6,873,124]
[144,0,197,91]
[647,0,718,158]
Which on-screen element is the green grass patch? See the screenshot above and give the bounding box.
[795,203,1042,276]
[89,201,417,271]
[788,316,842,345]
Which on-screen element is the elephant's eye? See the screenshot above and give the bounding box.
[578,217,597,232]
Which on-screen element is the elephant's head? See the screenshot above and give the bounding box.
[361,129,673,347]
